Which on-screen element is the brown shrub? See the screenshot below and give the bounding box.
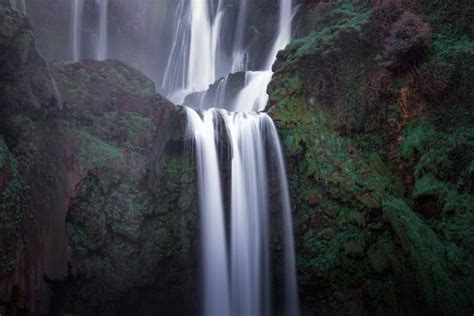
[383,12,432,72]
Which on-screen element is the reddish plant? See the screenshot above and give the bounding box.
[383,12,432,72]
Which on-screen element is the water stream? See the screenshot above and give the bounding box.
[71,0,83,61]
[96,0,108,61]
[184,1,300,315]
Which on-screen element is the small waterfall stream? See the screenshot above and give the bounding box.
[96,0,108,61]
[71,0,83,61]
[71,0,108,61]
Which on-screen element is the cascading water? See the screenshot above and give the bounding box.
[163,0,227,103]
[225,112,271,316]
[232,0,249,72]
[71,0,108,62]
[186,109,231,316]
[96,0,108,61]
[185,1,300,315]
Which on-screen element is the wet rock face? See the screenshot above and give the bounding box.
[0,6,199,315]
[268,1,474,314]
[49,59,199,315]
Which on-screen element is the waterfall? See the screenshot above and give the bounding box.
[186,109,231,316]
[163,0,227,103]
[266,116,300,316]
[225,112,271,316]
[96,0,108,61]
[232,0,249,72]
[71,0,83,62]
[233,0,295,112]
[71,0,108,62]
[188,0,215,93]
[161,0,190,93]
[185,1,299,315]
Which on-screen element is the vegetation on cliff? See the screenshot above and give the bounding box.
[0,6,197,314]
[269,0,473,314]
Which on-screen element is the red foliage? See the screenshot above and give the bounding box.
[305,0,329,12]
[383,12,432,72]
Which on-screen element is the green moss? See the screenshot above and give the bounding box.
[382,196,460,312]
[103,65,155,97]
[268,3,474,311]
[413,173,448,198]
[288,7,369,63]
[0,141,30,276]
[432,35,474,61]
[400,121,437,160]
[413,0,474,37]
[76,130,125,172]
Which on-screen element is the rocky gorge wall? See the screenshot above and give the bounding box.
[0,6,200,315]
[268,0,474,314]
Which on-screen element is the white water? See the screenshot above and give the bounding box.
[233,0,294,112]
[186,109,231,316]
[71,0,83,62]
[188,0,214,92]
[96,0,108,61]
[161,0,190,93]
[225,112,271,316]
[163,0,227,103]
[71,0,108,62]
[185,1,299,315]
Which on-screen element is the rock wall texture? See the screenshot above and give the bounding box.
[0,6,198,315]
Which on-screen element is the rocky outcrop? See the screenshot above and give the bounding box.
[0,6,197,315]
[268,1,474,314]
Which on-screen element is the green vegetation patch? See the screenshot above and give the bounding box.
[76,130,126,172]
